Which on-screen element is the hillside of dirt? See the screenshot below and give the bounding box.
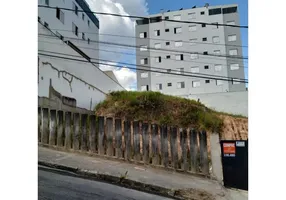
[95,91,248,140]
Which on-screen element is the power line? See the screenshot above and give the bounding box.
[39,49,248,81]
[38,52,248,83]
[38,39,248,69]
[38,5,248,28]
[45,27,248,48]
[39,33,248,61]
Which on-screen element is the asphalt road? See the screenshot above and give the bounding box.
[38,167,172,200]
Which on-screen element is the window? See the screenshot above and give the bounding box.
[189,25,197,32]
[228,34,237,42]
[137,18,149,25]
[165,28,170,32]
[139,32,147,38]
[141,85,149,91]
[175,41,183,47]
[189,38,197,45]
[141,72,148,78]
[72,23,78,36]
[82,33,85,40]
[44,22,49,27]
[150,16,162,23]
[190,53,198,59]
[190,67,199,73]
[212,36,220,43]
[203,51,208,55]
[204,65,209,69]
[154,30,160,36]
[140,45,148,51]
[167,83,172,87]
[215,65,222,71]
[192,81,200,88]
[202,23,206,27]
[45,0,49,5]
[82,13,85,21]
[155,56,162,63]
[165,16,169,20]
[167,69,171,73]
[177,82,185,89]
[230,63,239,70]
[216,80,223,86]
[154,43,161,49]
[88,20,90,27]
[200,11,205,15]
[166,55,171,59]
[176,68,184,74]
[140,58,148,64]
[222,7,237,14]
[209,8,222,15]
[188,13,196,19]
[156,83,163,90]
[205,80,210,84]
[175,54,184,60]
[174,27,182,34]
[232,79,240,85]
[214,50,221,55]
[226,21,235,25]
[88,38,90,44]
[73,3,78,15]
[166,42,170,46]
[202,37,207,41]
[229,49,238,56]
[173,15,181,20]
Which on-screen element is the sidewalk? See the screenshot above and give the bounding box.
[38,147,247,200]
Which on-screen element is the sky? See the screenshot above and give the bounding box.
[86,0,248,90]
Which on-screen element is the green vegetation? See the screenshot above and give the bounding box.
[95,91,245,132]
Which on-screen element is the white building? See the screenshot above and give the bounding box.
[38,0,125,110]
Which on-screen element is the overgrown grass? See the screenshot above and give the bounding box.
[94,91,243,132]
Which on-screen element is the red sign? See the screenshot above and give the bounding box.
[223,143,236,154]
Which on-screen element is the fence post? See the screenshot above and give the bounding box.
[81,114,88,151]
[41,108,49,144]
[89,115,96,153]
[190,129,198,173]
[106,117,114,156]
[115,119,122,158]
[133,121,140,162]
[49,109,57,146]
[73,113,80,150]
[161,125,168,167]
[98,116,105,155]
[124,121,131,160]
[210,133,223,182]
[38,107,41,143]
[151,124,159,165]
[170,127,178,169]
[199,130,209,174]
[64,112,72,149]
[182,129,189,171]
[57,111,64,147]
[142,123,149,164]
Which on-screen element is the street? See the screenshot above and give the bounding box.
[38,166,172,200]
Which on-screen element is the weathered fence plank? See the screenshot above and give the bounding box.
[73,113,80,150]
[81,114,88,151]
[190,129,198,173]
[38,107,41,143]
[133,121,140,162]
[182,129,189,171]
[142,123,149,164]
[199,130,209,174]
[41,108,49,144]
[161,125,168,167]
[124,121,131,160]
[98,116,105,155]
[115,119,122,158]
[106,117,114,156]
[170,127,178,169]
[89,115,96,153]
[64,112,72,149]
[151,124,159,165]
[49,109,57,145]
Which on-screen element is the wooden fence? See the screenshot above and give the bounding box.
[38,107,210,175]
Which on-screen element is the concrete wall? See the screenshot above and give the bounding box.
[183,91,248,117]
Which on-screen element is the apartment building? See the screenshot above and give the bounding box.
[136,4,246,96]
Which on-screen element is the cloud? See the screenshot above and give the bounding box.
[86,0,148,90]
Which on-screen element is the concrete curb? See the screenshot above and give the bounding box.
[38,161,184,200]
